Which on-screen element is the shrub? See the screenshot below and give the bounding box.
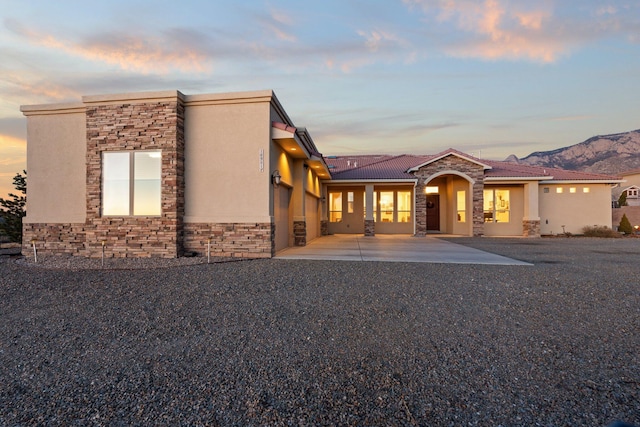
[618,213,633,234]
[581,225,621,238]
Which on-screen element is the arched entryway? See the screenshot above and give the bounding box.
[415,170,477,236]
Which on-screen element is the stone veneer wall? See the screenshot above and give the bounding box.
[23,97,186,258]
[293,221,306,246]
[523,219,541,237]
[320,220,329,236]
[412,156,485,236]
[364,219,375,236]
[84,99,185,258]
[183,223,274,258]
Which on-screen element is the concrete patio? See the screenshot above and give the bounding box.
[276,234,532,265]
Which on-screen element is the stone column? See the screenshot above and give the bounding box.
[415,180,427,236]
[523,182,541,237]
[364,184,375,236]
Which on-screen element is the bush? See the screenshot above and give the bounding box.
[581,225,621,238]
[618,213,633,234]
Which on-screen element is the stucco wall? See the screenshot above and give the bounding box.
[23,109,87,223]
[539,183,612,235]
[183,98,272,223]
[450,177,473,235]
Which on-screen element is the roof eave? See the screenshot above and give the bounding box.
[540,179,625,184]
[327,179,418,185]
[485,176,551,182]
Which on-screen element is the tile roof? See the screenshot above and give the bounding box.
[326,149,621,182]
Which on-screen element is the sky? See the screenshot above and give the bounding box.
[1,0,639,200]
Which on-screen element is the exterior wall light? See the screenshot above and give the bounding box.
[272,170,282,186]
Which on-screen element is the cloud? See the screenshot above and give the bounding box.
[550,115,594,122]
[401,0,628,63]
[5,19,213,74]
[0,133,26,199]
[1,72,80,102]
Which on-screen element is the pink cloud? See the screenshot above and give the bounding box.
[8,20,212,74]
[3,72,80,101]
[403,0,570,62]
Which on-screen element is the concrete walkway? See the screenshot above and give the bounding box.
[276,234,531,265]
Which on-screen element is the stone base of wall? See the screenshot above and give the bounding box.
[321,220,328,236]
[23,223,86,257]
[183,222,273,258]
[364,219,375,236]
[293,221,306,246]
[23,221,274,259]
[523,219,541,237]
[23,220,182,258]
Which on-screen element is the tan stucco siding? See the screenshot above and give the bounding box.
[539,183,612,235]
[451,178,473,235]
[183,101,271,223]
[483,185,524,236]
[24,112,87,223]
[305,192,320,241]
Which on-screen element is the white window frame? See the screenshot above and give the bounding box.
[102,150,162,217]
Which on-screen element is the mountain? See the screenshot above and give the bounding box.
[505,129,640,175]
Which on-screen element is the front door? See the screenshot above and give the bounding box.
[426,195,440,231]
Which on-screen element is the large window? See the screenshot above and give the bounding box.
[457,190,466,222]
[397,191,411,223]
[483,189,510,223]
[380,191,394,222]
[103,151,161,216]
[329,192,342,222]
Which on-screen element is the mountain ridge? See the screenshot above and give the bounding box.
[505,129,640,176]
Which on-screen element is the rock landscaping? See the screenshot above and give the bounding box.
[1,238,638,425]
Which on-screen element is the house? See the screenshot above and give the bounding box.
[324,151,621,237]
[20,89,622,259]
[612,169,640,230]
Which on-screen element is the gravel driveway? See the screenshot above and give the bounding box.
[1,238,639,426]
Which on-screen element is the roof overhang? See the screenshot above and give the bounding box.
[272,122,331,179]
[326,179,418,185]
[485,176,550,182]
[540,179,625,184]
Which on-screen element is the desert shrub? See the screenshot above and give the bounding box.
[581,225,621,238]
[618,213,633,234]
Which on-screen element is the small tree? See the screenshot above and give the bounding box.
[0,170,26,243]
[618,213,633,235]
[618,191,628,207]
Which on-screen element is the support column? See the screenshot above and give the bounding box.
[523,182,541,237]
[415,180,427,236]
[292,160,307,246]
[320,185,328,236]
[364,184,375,236]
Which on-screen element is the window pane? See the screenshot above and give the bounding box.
[483,189,494,222]
[329,192,342,222]
[373,191,377,222]
[397,191,411,223]
[457,190,466,222]
[380,191,394,222]
[133,152,161,215]
[495,190,510,223]
[103,152,130,215]
[347,191,354,214]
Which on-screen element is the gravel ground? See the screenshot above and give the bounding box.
[1,237,638,426]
